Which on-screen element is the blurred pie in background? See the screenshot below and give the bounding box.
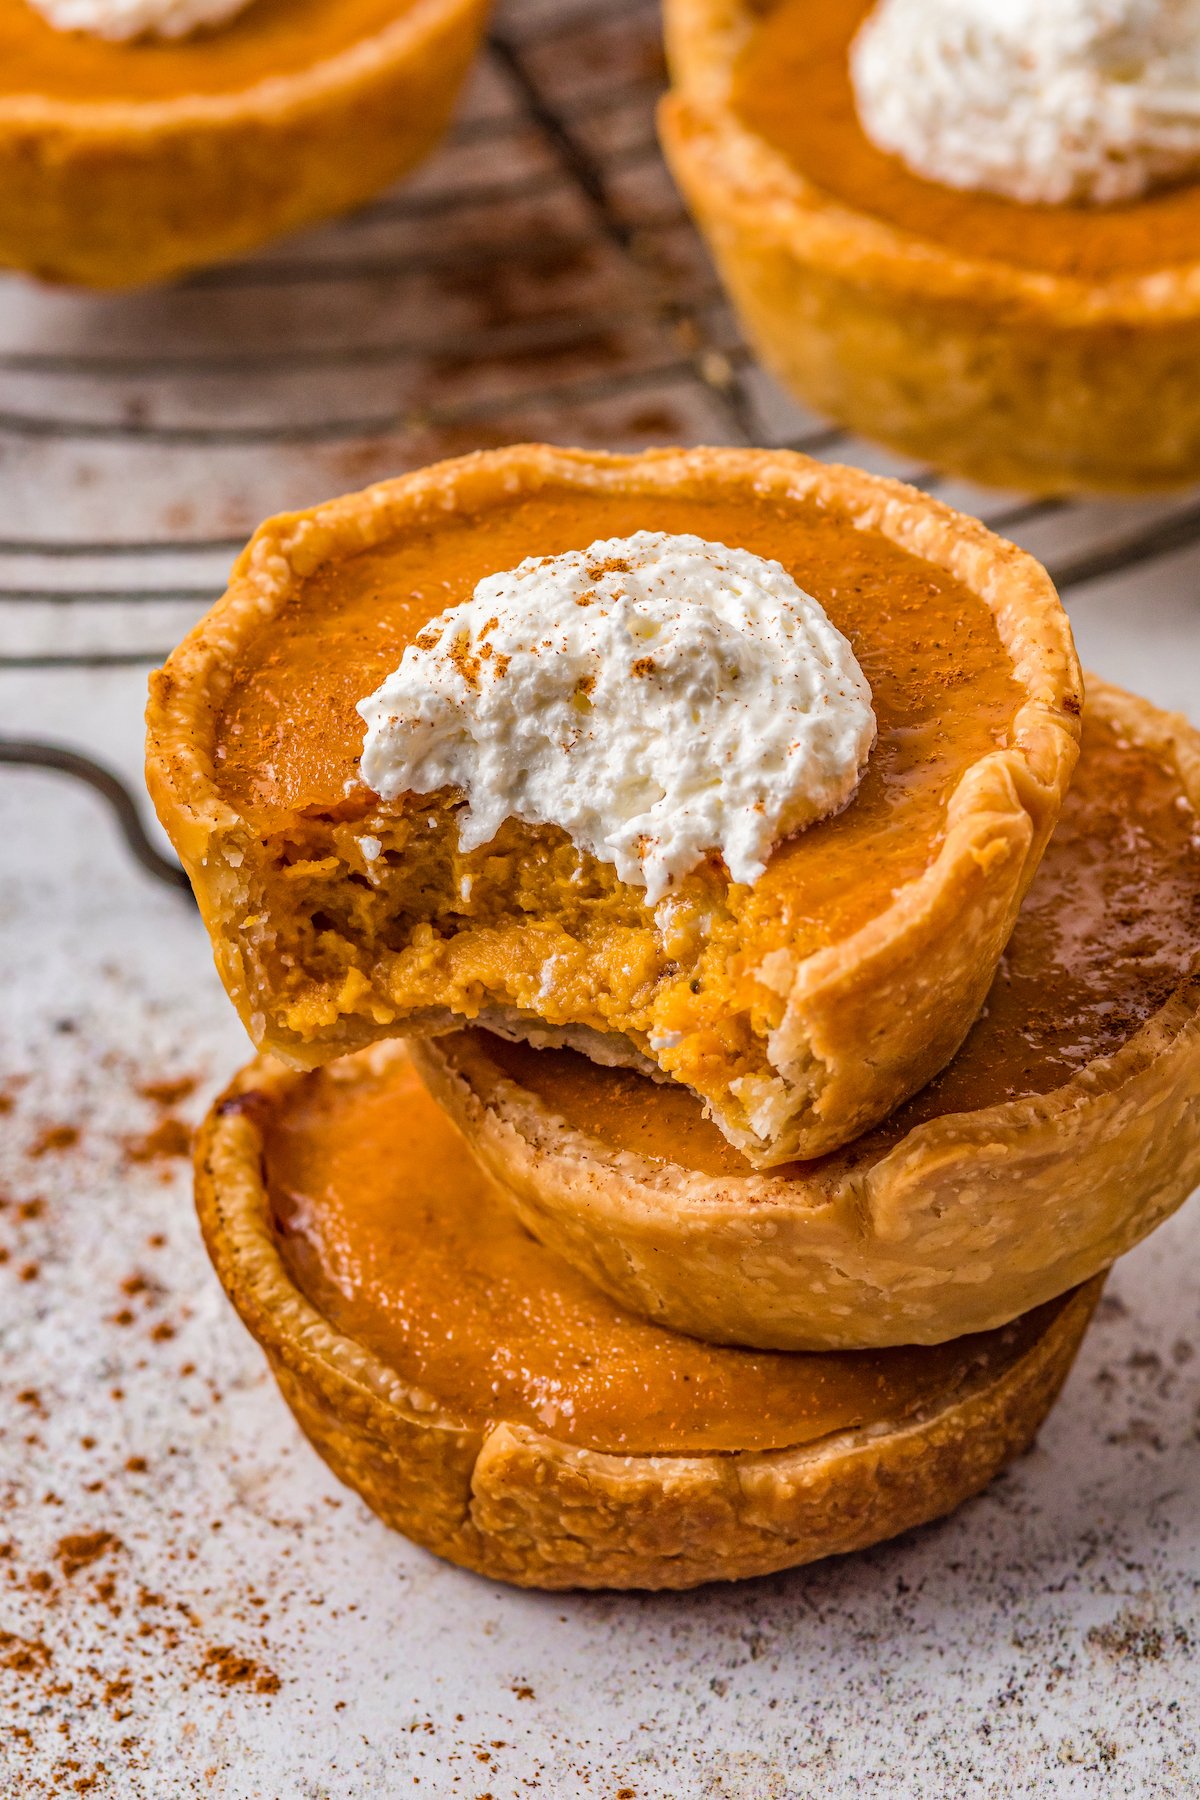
[660,0,1200,494]
[0,0,491,287]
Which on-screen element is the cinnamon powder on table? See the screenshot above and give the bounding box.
[29,1126,80,1159]
[135,1078,197,1109]
[0,1518,282,1792]
[1,1062,282,1795]
[199,1645,281,1695]
[120,1073,200,1169]
[121,1118,192,1164]
[56,1532,120,1581]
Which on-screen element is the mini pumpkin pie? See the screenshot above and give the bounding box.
[659,0,1200,494]
[146,443,1081,1166]
[416,680,1200,1350]
[194,1042,1102,1590]
[0,0,490,288]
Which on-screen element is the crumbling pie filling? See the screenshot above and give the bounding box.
[147,444,1081,1165]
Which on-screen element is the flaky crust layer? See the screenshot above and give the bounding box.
[416,682,1200,1351]
[0,0,489,288]
[194,1053,1100,1590]
[659,0,1200,494]
[147,443,1081,1167]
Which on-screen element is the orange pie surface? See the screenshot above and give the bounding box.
[263,1045,1070,1456]
[732,0,1200,279]
[0,0,419,101]
[211,482,1021,1105]
[480,703,1200,1178]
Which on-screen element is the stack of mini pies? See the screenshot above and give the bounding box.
[148,444,1200,1591]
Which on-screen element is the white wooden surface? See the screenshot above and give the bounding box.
[1,2,1198,1792]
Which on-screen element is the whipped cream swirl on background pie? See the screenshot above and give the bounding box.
[358,532,876,904]
[852,0,1200,207]
[29,0,250,39]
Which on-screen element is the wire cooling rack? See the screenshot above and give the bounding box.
[3,0,1200,879]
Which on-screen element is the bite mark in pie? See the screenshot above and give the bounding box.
[146,444,1081,1165]
[416,681,1200,1349]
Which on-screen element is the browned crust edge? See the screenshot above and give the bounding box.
[0,0,490,287]
[414,679,1200,1351]
[147,442,1081,1166]
[193,1055,1102,1590]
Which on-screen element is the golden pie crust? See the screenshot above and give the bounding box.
[146,442,1081,1167]
[0,0,489,288]
[194,1047,1101,1591]
[416,681,1200,1350]
[659,0,1200,495]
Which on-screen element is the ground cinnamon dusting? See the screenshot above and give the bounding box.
[122,1118,191,1164]
[448,630,482,690]
[1,1515,283,1782]
[0,1049,290,1793]
[134,1078,196,1108]
[119,1068,203,1172]
[199,1645,281,1695]
[0,1628,52,1675]
[56,1533,120,1580]
[29,1126,80,1158]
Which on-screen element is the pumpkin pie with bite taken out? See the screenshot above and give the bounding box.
[146,443,1081,1167]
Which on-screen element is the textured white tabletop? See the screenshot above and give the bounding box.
[2,1,1199,1794]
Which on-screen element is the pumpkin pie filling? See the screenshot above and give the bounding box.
[261,1044,1074,1457]
[732,0,1200,281]
[478,701,1200,1181]
[209,482,1024,1135]
[0,0,422,99]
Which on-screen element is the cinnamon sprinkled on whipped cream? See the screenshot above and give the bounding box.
[29,0,250,40]
[852,0,1200,207]
[357,532,875,903]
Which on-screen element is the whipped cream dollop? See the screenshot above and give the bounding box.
[357,532,875,904]
[29,0,250,40]
[852,0,1200,206]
